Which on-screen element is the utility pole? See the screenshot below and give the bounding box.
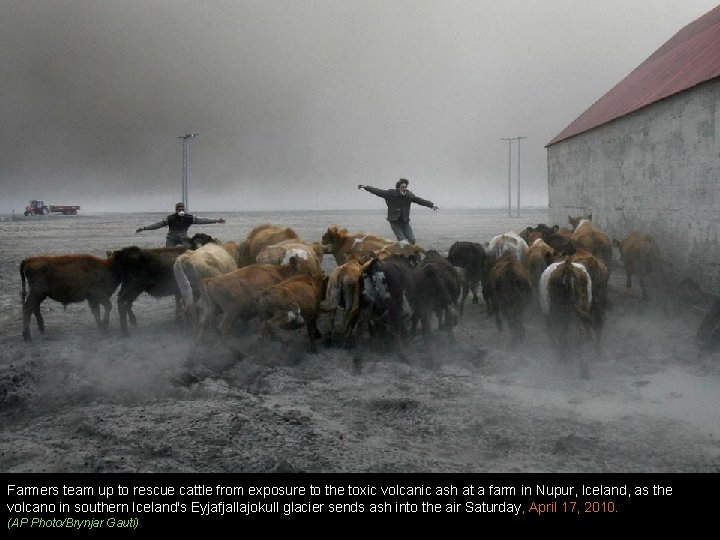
[501,137,513,217]
[516,136,527,218]
[178,133,198,210]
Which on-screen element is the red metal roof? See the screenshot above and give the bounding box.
[547,4,720,146]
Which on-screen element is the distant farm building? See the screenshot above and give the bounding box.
[546,5,720,294]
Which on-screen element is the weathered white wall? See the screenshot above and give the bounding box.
[547,78,720,294]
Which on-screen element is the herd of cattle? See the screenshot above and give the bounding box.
[18,215,676,379]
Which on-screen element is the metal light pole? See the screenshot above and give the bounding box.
[179,133,198,210]
[501,137,513,217]
[516,136,527,218]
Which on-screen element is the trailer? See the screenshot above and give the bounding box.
[49,204,81,215]
[24,200,80,216]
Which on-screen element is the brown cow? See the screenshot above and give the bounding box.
[321,252,375,348]
[236,224,300,267]
[524,238,558,292]
[195,256,316,344]
[568,214,613,271]
[570,249,609,361]
[20,254,121,341]
[613,231,662,300]
[321,225,397,266]
[258,272,329,353]
[485,253,533,347]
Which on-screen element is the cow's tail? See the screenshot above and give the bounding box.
[19,259,27,303]
[502,265,531,311]
[426,265,453,307]
[196,278,213,330]
[571,262,593,323]
[173,259,194,310]
[468,245,485,282]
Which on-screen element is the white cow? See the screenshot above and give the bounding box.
[255,239,324,273]
[174,240,238,323]
[487,231,528,263]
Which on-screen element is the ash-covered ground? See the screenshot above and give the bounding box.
[1,209,719,473]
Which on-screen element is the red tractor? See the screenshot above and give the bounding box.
[24,200,80,216]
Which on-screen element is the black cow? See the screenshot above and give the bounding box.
[109,234,214,335]
[410,250,462,342]
[351,254,416,359]
[110,245,188,335]
[446,241,487,314]
[520,223,576,255]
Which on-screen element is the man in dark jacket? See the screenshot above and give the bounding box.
[135,202,226,247]
[358,178,438,244]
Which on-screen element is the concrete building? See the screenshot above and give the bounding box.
[546,5,720,294]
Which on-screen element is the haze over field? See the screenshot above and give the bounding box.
[2,1,718,213]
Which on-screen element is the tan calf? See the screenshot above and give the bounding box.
[613,231,662,300]
[258,272,329,353]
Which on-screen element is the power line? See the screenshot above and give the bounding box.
[516,136,527,218]
[501,138,513,217]
[501,136,527,218]
[178,133,198,211]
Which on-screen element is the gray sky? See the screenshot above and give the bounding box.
[2,0,717,213]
